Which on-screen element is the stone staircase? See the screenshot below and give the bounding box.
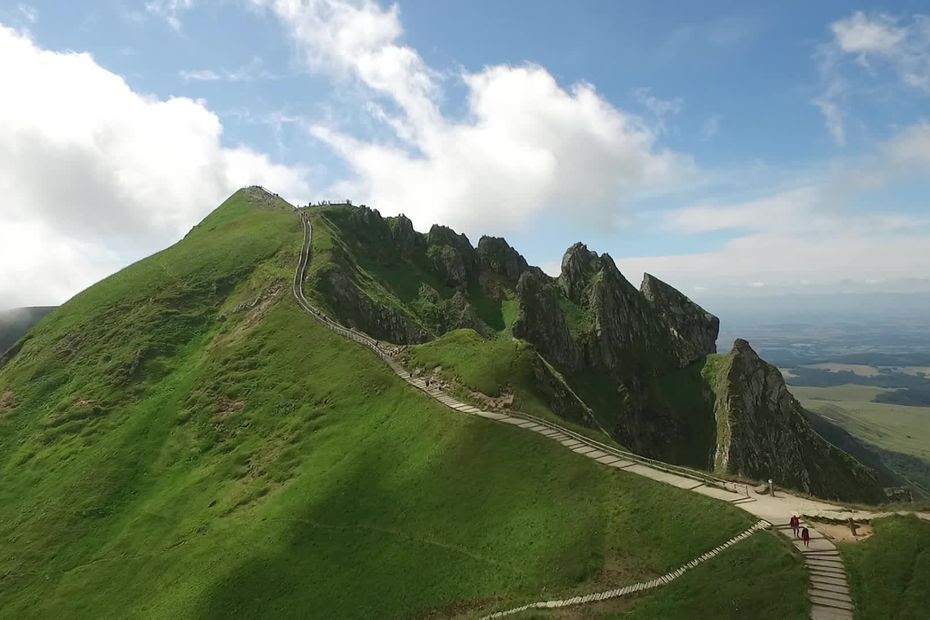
[483,520,771,618]
[779,521,855,619]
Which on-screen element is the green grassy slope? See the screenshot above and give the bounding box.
[618,532,807,619]
[0,191,791,618]
[405,328,605,434]
[305,206,518,339]
[839,515,930,619]
[792,385,930,463]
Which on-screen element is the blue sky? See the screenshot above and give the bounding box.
[1,0,929,309]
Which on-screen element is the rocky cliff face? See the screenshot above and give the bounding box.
[426,224,476,289]
[477,236,531,284]
[307,205,518,343]
[388,214,417,259]
[314,260,431,344]
[711,339,884,503]
[641,273,719,367]
[306,204,882,503]
[514,242,718,376]
[512,271,581,371]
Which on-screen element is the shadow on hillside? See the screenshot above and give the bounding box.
[192,418,610,619]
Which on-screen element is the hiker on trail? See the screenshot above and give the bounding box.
[801,527,810,548]
[789,515,800,539]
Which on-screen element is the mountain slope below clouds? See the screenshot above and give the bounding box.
[0,188,797,618]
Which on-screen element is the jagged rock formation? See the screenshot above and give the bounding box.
[641,273,719,367]
[426,225,476,289]
[711,339,884,503]
[306,203,882,502]
[512,271,580,371]
[388,214,417,258]
[477,236,531,283]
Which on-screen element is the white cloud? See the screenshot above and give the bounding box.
[622,231,930,296]
[832,11,905,55]
[620,124,930,296]
[0,24,311,307]
[666,188,816,234]
[145,0,194,31]
[16,3,37,24]
[179,68,221,81]
[812,79,846,146]
[884,121,930,168]
[816,11,930,143]
[700,115,721,140]
[259,0,691,236]
[179,56,280,82]
[633,87,683,133]
[266,0,438,137]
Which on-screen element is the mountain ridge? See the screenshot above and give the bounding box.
[0,187,810,618]
[303,201,884,502]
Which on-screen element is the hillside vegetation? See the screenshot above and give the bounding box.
[303,205,884,503]
[839,515,930,619]
[0,189,795,618]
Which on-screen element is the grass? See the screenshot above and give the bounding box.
[617,532,808,619]
[794,384,891,402]
[304,210,430,336]
[405,328,612,440]
[792,385,930,462]
[0,190,797,618]
[559,297,592,337]
[806,363,881,377]
[646,358,716,469]
[308,206,522,340]
[838,515,930,619]
[504,532,807,619]
[407,329,529,397]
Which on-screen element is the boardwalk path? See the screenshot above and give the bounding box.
[292,208,925,618]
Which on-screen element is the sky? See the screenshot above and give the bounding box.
[1,0,929,313]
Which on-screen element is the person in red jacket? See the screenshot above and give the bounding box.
[801,527,811,548]
[789,515,800,539]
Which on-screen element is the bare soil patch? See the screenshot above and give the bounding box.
[816,520,874,543]
[0,389,15,415]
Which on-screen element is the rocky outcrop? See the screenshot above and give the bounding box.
[426,225,476,289]
[711,339,884,503]
[582,254,665,372]
[388,214,417,259]
[314,262,430,344]
[512,272,580,371]
[306,202,882,504]
[558,243,601,302]
[442,291,489,337]
[545,244,715,375]
[477,236,530,283]
[641,273,719,366]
